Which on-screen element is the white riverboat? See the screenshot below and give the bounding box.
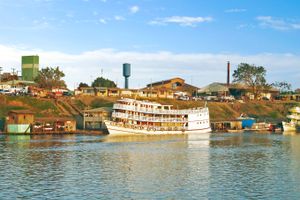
[104,98,211,135]
[282,106,300,132]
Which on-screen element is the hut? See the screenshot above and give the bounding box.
[83,107,112,130]
[5,110,34,133]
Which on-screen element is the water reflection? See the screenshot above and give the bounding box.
[101,134,188,143]
[0,133,300,199]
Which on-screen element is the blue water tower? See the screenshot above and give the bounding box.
[123,63,131,89]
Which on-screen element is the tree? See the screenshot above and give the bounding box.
[92,77,116,88]
[271,81,292,94]
[78,82,89,89]
[35,66,66,89]
[232,63,268,99]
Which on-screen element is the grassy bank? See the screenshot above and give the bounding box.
[74,96,299,122]
[1,95,299,123]
[0,95,60,118]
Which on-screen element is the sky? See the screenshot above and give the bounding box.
[0,0,300,89]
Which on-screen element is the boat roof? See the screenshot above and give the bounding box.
[117,98,172,107]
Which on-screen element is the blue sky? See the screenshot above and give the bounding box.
[0,0,300,89]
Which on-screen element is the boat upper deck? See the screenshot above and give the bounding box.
[114,98,208,115]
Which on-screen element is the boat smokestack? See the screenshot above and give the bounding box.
[227,61,230,86]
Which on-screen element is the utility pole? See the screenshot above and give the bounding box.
[150,78,152,98]
[12,67,17,75]
[11,68,16,87]
[0,67,2,82]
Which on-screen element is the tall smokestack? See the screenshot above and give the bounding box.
[227,61,230,86]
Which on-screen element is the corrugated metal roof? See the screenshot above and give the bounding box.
[198,82,229,93]
[84,107,112,113]
[9,110,35,114]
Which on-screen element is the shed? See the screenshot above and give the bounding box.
[83,107,112,130]
[6,110,35,124]
[6,110,35,133]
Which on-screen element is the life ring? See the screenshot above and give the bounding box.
[147,127,151,131]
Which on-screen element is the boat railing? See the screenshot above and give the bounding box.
[111,122,187,132]
[112,112,187,122]
[113,104,207,115]
[287,114,300,120]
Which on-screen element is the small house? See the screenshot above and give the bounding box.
[146,77,199,97]
[83,107,112,130]
[79,87,96,96]
[5,110,35,133]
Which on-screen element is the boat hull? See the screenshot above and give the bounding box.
[104,121,211,135]
[282,122,300,132]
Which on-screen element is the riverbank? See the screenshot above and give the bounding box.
[1,95,299,126]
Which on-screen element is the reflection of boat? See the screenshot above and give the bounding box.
[282,107,300,132]
[104,98,211,135]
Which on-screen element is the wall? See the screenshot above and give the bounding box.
[7,113,34,124]
[7,124,31,133]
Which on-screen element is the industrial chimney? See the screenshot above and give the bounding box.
[123,63,131,89]
[227,61,230,86]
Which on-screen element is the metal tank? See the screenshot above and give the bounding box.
[123,63,131,89]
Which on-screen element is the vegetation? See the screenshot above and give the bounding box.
[232,63,268,99]
[90,99,114,108]
[92,77,116,88]
[78,82,89,88]
[271,81,292,94]
[0,95,60,119]
[35,66,66,89]
[1,95,299,130]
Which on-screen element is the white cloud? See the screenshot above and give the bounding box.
[256,16,300,30]
[150,16,213,27]
[99,18,107,24]
[0,44,299,89]
[130,6,139,14]
[225,8,247,13]
[114,16,125,21]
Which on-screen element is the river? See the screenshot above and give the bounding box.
[0,132,300,199]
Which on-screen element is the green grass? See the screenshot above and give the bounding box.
[1,96,60,118]
[90,99,114,108]
[73,99,86,110]
[6,96,58,111]
[1,95,299,123]
[0,105,28,119]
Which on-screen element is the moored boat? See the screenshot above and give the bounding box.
[104,98,211,135]
[282,107,300,132]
